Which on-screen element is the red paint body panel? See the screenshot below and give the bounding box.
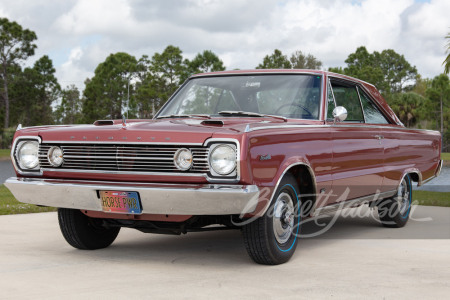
[10,70,442,218]
[82,210,192,222]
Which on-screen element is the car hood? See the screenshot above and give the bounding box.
[17,118,287,144]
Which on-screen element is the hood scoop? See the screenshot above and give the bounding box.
[201,120,224,127]
[94,120,114,126]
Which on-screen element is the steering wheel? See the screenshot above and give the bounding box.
[275,103,314,118]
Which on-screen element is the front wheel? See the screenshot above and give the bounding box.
[377,174,412,228]
[58,208,120,250]
[242,175,301,265]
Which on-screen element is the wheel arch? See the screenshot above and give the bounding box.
[402,168,422,186]
[264,162,317,217]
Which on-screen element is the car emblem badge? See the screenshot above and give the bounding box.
[259,154,271,161]
[122,115,127,129]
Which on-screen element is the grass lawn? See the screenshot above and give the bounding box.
[0,184,56,215]
[442,152,450,161]
[413,190,450,207]
[0,149,10,159]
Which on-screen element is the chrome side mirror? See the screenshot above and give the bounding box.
[332,106,347,123]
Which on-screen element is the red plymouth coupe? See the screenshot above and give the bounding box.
[5,70,442,265]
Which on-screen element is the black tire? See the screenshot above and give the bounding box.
[377,174,412,228]
[58,208,120,250]
[242,174,301,265]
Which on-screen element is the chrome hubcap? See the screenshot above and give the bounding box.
[396,178,410,215]
[273,192,295,244]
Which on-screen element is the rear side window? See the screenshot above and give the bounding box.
[358,89,389,124]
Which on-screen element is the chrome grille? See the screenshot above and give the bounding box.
[38,144,209,173]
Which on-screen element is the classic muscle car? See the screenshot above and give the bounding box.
[5,70,442,265]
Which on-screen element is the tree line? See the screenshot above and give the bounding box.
[0,17,449,150]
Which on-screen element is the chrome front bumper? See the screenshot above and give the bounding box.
[4,177,260,215]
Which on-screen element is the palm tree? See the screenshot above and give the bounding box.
[445,32,450,74]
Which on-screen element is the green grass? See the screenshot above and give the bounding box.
[1,184,449,217]
[413,190,450,207]
[0,149,10,158]
[0,184,56,215]
[442,153,450,161]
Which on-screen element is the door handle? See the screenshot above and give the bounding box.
[373,135,384,140]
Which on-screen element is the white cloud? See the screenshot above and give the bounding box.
[407,0,449,39]
[0,0,449,91]
[57,47,91,90]
[54,0,135,35]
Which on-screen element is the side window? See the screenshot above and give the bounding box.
[358,89,390,124]
[326,80,336,120]
[330,82,364,122]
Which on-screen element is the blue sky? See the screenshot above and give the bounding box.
[0,0,448,91]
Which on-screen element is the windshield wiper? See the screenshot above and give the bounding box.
[218,111,287,122]
[156,114,211,119]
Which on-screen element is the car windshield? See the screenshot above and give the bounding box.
[157,74,322,120]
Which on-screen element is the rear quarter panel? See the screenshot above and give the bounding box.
[381,125,441,190]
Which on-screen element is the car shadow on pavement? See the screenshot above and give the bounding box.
[62,206,449,266]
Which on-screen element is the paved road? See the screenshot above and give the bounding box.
[414,166,450,192]
[0,206,449,299]
[0,160,14,184]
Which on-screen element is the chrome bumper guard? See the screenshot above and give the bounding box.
[4,177,260,215]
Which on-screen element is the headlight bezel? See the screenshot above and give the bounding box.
[207,142,238,178]
[12,136,42,175]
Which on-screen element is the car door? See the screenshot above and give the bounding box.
[325,78,384,205]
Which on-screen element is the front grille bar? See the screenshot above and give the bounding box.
[38,144,209,173]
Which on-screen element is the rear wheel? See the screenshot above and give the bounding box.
[58,208,120,250]
[377,174,412,228]
[242,174,301,265]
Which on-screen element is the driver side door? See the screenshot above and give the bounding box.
[325,78,384,205]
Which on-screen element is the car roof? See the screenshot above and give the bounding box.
[190,69,376,88]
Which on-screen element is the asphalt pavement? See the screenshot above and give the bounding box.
[0,159,14,184]
[0,206,449,299]
[414,166,450,192]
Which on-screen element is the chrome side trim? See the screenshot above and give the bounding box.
[312,190,397,216]
[4,177,260,215]
[327,72,377,88]
[319,74,325,120]
[422,159,443,185]
[249,125,328,132]
[355,86,367,123]
[42,140,204,146]
[247,124,441,133]
[192,70,325,78]
[436,159,443,177]
[421,176,436,185]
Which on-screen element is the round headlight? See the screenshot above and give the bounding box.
[210,145,236,175]
[17,141,39,170]
[174,148,193,171]
[48,146,64,167]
